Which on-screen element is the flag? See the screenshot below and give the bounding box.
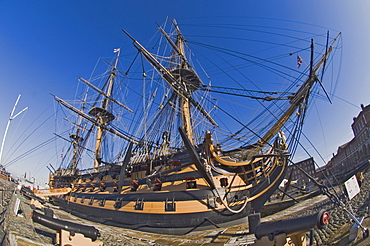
[113,48,120,53]
[297,55,302,69]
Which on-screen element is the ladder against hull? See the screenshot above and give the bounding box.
[34,187,72,197]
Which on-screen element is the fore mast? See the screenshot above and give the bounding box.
[123,20,216,144]
[165,22,202,143]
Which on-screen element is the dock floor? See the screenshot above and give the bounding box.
[3,177,370,246]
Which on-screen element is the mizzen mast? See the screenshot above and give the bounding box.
[54,49,136,171]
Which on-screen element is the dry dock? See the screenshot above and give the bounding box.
[1,173,369,246]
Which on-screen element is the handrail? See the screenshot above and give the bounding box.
[209,144,263,166]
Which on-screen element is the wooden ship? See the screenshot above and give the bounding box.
[47,19,341,234]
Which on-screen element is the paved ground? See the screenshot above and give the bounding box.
[2,176,370,245]
[325,217,370,246]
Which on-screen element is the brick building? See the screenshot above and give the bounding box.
[326,104,370,178]
[286,157,316,185]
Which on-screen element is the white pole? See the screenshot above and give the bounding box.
[0,95,28,166]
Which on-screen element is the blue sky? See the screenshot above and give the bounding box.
[1,1,369,184]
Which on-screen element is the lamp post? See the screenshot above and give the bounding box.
[0,94,28,166]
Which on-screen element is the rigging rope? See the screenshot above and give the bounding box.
[188,40,305,82]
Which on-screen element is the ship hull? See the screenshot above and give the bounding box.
[51,164,286,235]
[52,196,251,234]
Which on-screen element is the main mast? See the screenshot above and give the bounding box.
[90,50,120,169]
